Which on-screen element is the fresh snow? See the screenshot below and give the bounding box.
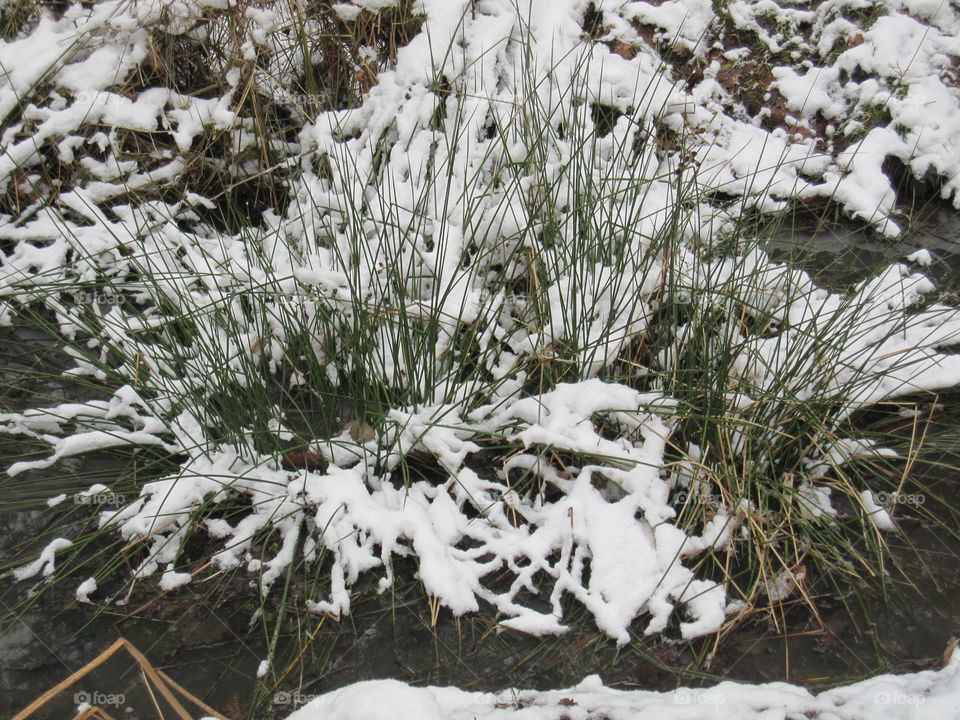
[282,658,960,720]
[2,0,960,687]
[75,577,97,603]
[12,537,72,581]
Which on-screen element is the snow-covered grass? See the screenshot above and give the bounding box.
[3,0,960,675]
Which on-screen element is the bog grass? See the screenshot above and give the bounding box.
[1,3,959,714]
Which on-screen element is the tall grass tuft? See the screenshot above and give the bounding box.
[2,0,960,655]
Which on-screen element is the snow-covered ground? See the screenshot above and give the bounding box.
[282,657,960,719]
[3,0,960,715]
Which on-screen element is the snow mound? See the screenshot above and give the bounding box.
[285,658,960,720]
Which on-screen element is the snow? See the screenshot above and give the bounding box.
[12,538,72,581]
[159,569,193,591]
[2,0,960,672]
[861,489,897,531]
[285,657,960,720]
[771,66,844,119]
[907,249,934,267]
[624,0,716,57]
[75,577,97,602]
[291,679,444,720]
[46,494,67,507]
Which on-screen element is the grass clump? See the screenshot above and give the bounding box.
[1,0,960,672]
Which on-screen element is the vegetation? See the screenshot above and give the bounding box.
[1,0,960,716]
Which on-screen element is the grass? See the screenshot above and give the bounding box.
[2,0,960,716]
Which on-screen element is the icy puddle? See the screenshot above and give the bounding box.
[765,203,960,293]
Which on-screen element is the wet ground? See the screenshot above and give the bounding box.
[1,203,959,719]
